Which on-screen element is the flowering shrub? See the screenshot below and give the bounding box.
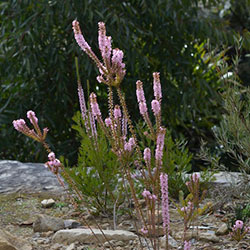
[174,173,211,241]
[13,20,197,250]
[230,220,250,242]
[66,111,124,215]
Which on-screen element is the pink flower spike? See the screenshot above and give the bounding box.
[160,173,170,234]
[128,137,135,147]
[136,80,146,103]
[98,22,106,54]
[77,83,87,122]
[151,100,161,115]
[184,240,191,250]
[139,102,147,115]
[89,93,101,118]
[114,105,122,119]
[124,142,132,152]
[112,48,124,68]
[153,72,162,100]
[157,127,166,146]
[98,22,111,67]
[144,148,151,162]
[72,20,91,52]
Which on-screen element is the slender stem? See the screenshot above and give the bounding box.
[116,87,149,184]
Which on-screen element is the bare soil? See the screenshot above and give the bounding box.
[0,189,249,250]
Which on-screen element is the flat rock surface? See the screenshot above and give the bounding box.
[0,160,65,194]
[52,228,138,244]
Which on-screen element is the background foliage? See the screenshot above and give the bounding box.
[1,0,249,168]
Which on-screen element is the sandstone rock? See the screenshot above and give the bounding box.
[215,223,228,236]
[185,171,250,187]
[41,198,55,208]
[160,235,179,249]
[0,160,65,193]
[118,221,134,231]
[198,232,220,243]
[52,228,138,244]
[0,229,32,250]
[33,214,65,232]
[64,219,82,229]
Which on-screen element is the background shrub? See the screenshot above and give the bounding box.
[1,0,249,169]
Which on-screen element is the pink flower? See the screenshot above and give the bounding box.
[13,119,26,132]
[155,127,166,163]
[105,117,112,127]
[122,117,127,137]
[181,206,187,212]
[139,102,147,115]
[128,137,135,147]
[136,80,146,103]
[27,110,38,124]
[77,84,87,122]
[48,152,55,161]
[47,159,61,174]
[151,194,157,200]
[160,173,170,234]
[234,220,244,230]
[111,48,126,82]
[184,240,191,250]
[142,189,151,198]
[157,127,165,146]
[153,72,162,100]
[114,105,122,119]
[98,22,111,66]
[144,148,151,162]
[141,227,148,234]
[155,148,163,162]
[192,173,200,182]
[89,93,101,118]
[73,20,126,87]
[72,20,91,52]
[151,99,160,115]
[124,142,132,152]
[111,49,124,69]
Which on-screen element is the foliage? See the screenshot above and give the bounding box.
[173,173,212,241]
[211,42,250,174]
[137,123,192,197]
[232,203,250,224]
[64,111,124,215]
[229,204,250,242]
[242,203,250,220]
[163,131,193,197]
[0,0,234,164]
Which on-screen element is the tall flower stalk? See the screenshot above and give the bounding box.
[14,20,174,250]
[71,20,172,249]
[160,173,170,250]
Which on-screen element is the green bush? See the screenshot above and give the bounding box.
[0,0,233,164]
[64,111,124,215]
